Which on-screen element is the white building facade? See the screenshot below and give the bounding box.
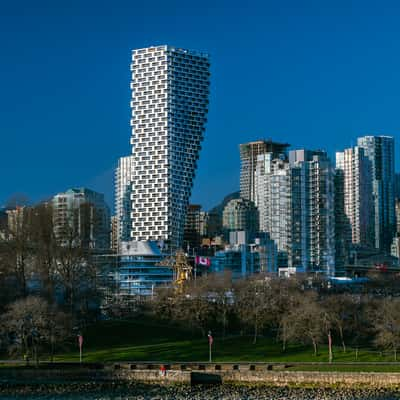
[335,146,374,247]
[253,149,335,275]
[130,45,210,250]
[289,150,336,275]
[115,155,134,249]
[255,153,292,266]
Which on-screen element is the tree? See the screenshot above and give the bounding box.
[53,210,99,318]
[173,277,214,337]
[200,271,233,338]
[1,296,70,364]
[267,276,303,343]
[152,285,176,323]
[321,293,358,353]
[349,295,371,359]
[29,203,57,300]
[5,194,30,209]
[234,275,273,344]
[281,292,324,356]
[372,298,400,361]
[1,206,34,297]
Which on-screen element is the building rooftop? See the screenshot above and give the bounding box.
[120,241,162,257]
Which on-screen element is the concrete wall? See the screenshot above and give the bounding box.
[2,365,400,388]
[220,371,400,387]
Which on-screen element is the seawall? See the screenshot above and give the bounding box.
[2,362,400,388]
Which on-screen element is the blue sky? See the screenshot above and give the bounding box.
[0,0,399,210]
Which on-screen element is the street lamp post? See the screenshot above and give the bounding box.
[208,331,213,363]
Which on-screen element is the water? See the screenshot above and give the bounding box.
[0,384,399,400]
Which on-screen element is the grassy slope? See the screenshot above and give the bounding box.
[54,319,400,369]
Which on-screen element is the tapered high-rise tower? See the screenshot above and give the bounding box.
[130,45,210,250]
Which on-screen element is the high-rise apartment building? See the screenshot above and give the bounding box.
[395,173,400,200]
[289,150,336,275]
[202,211,221,238]
[240,139,289,203]
[255,153,292,266]
[52,188,110,250]
[130,45,210,250]
[183,204,202,250]
[222,198,259,235]
[252,147,335,275]
[357,135,395,251]
[333,169,351,275]
[115,155,134,249]
[335,146,374,247]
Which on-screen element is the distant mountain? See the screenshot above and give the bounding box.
[209,190,240,215]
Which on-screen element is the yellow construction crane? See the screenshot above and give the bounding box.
[157,249,193,290]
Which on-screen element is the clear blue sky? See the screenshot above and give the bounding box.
[1,0,399,211]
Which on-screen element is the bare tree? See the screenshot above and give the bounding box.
[29,203,57,300]
[1,296,70,364]
[234,276,274,344]
[201,271,233,338]
[5,194,30,209]
[372,298,400,361]
[321,293,357,353]
[53,206,99,318]
[173,277,214,337]
[1,206,34,297]
[281,292,324,356]
[267,277,303,343]
[152,285,176,322]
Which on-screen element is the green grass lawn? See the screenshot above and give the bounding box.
[51,318,400,368]
[289,365,400,372]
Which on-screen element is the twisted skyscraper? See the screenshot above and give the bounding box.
[129,45,210,250]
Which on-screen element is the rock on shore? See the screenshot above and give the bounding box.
[0,382,400,399]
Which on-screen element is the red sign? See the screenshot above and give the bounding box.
[78,335,83,349]
[375,263,388,272]
[208,333,213,346]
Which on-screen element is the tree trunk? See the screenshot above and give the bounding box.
[253,321,258,344]
[17,254,27,297]
[395,348,397,362]
[222,309,227,339]
[33,341,39,367]
[328,330,333,363]
[312,339,318,356]
[50,336,54,363]
[23,333,29,365]
[339,326,346,353]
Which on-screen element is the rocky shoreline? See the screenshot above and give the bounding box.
[0,382,400,399]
